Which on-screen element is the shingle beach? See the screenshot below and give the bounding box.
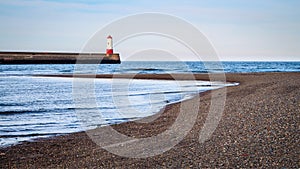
[1,72,299,168]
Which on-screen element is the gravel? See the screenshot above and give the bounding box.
[0,72,299,168]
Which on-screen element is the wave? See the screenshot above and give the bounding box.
[120,68,166,72]
[0,133,62,138]
[0,103,26,107]
[0,107,74,115]
[0,110,34,115]
[0,122,58,128]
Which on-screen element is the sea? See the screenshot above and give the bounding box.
[0,61,299,147]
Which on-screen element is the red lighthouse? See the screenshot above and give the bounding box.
[106,35,113,56]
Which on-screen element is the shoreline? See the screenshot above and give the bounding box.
[1,72,299,168]
[1,73,229,149]
[1,73,226,148]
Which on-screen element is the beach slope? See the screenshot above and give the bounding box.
[0,73,299,168]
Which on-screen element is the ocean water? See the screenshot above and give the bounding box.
[0,62,299,147]
[0,62,299,75]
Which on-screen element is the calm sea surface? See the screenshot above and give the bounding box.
[0,62,299,147]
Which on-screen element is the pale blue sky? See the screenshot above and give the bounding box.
[0,0,299,61]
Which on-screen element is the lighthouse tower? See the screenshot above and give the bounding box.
[106,35,113,56]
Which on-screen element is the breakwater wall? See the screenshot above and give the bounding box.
[0,51,121,64]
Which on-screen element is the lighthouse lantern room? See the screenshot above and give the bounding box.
[106,35,113,56]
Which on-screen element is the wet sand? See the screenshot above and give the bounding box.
[0,72,299,168]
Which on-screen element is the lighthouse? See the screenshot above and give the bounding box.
[106,35,113,56]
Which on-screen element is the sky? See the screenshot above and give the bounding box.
[0,0,299,61]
